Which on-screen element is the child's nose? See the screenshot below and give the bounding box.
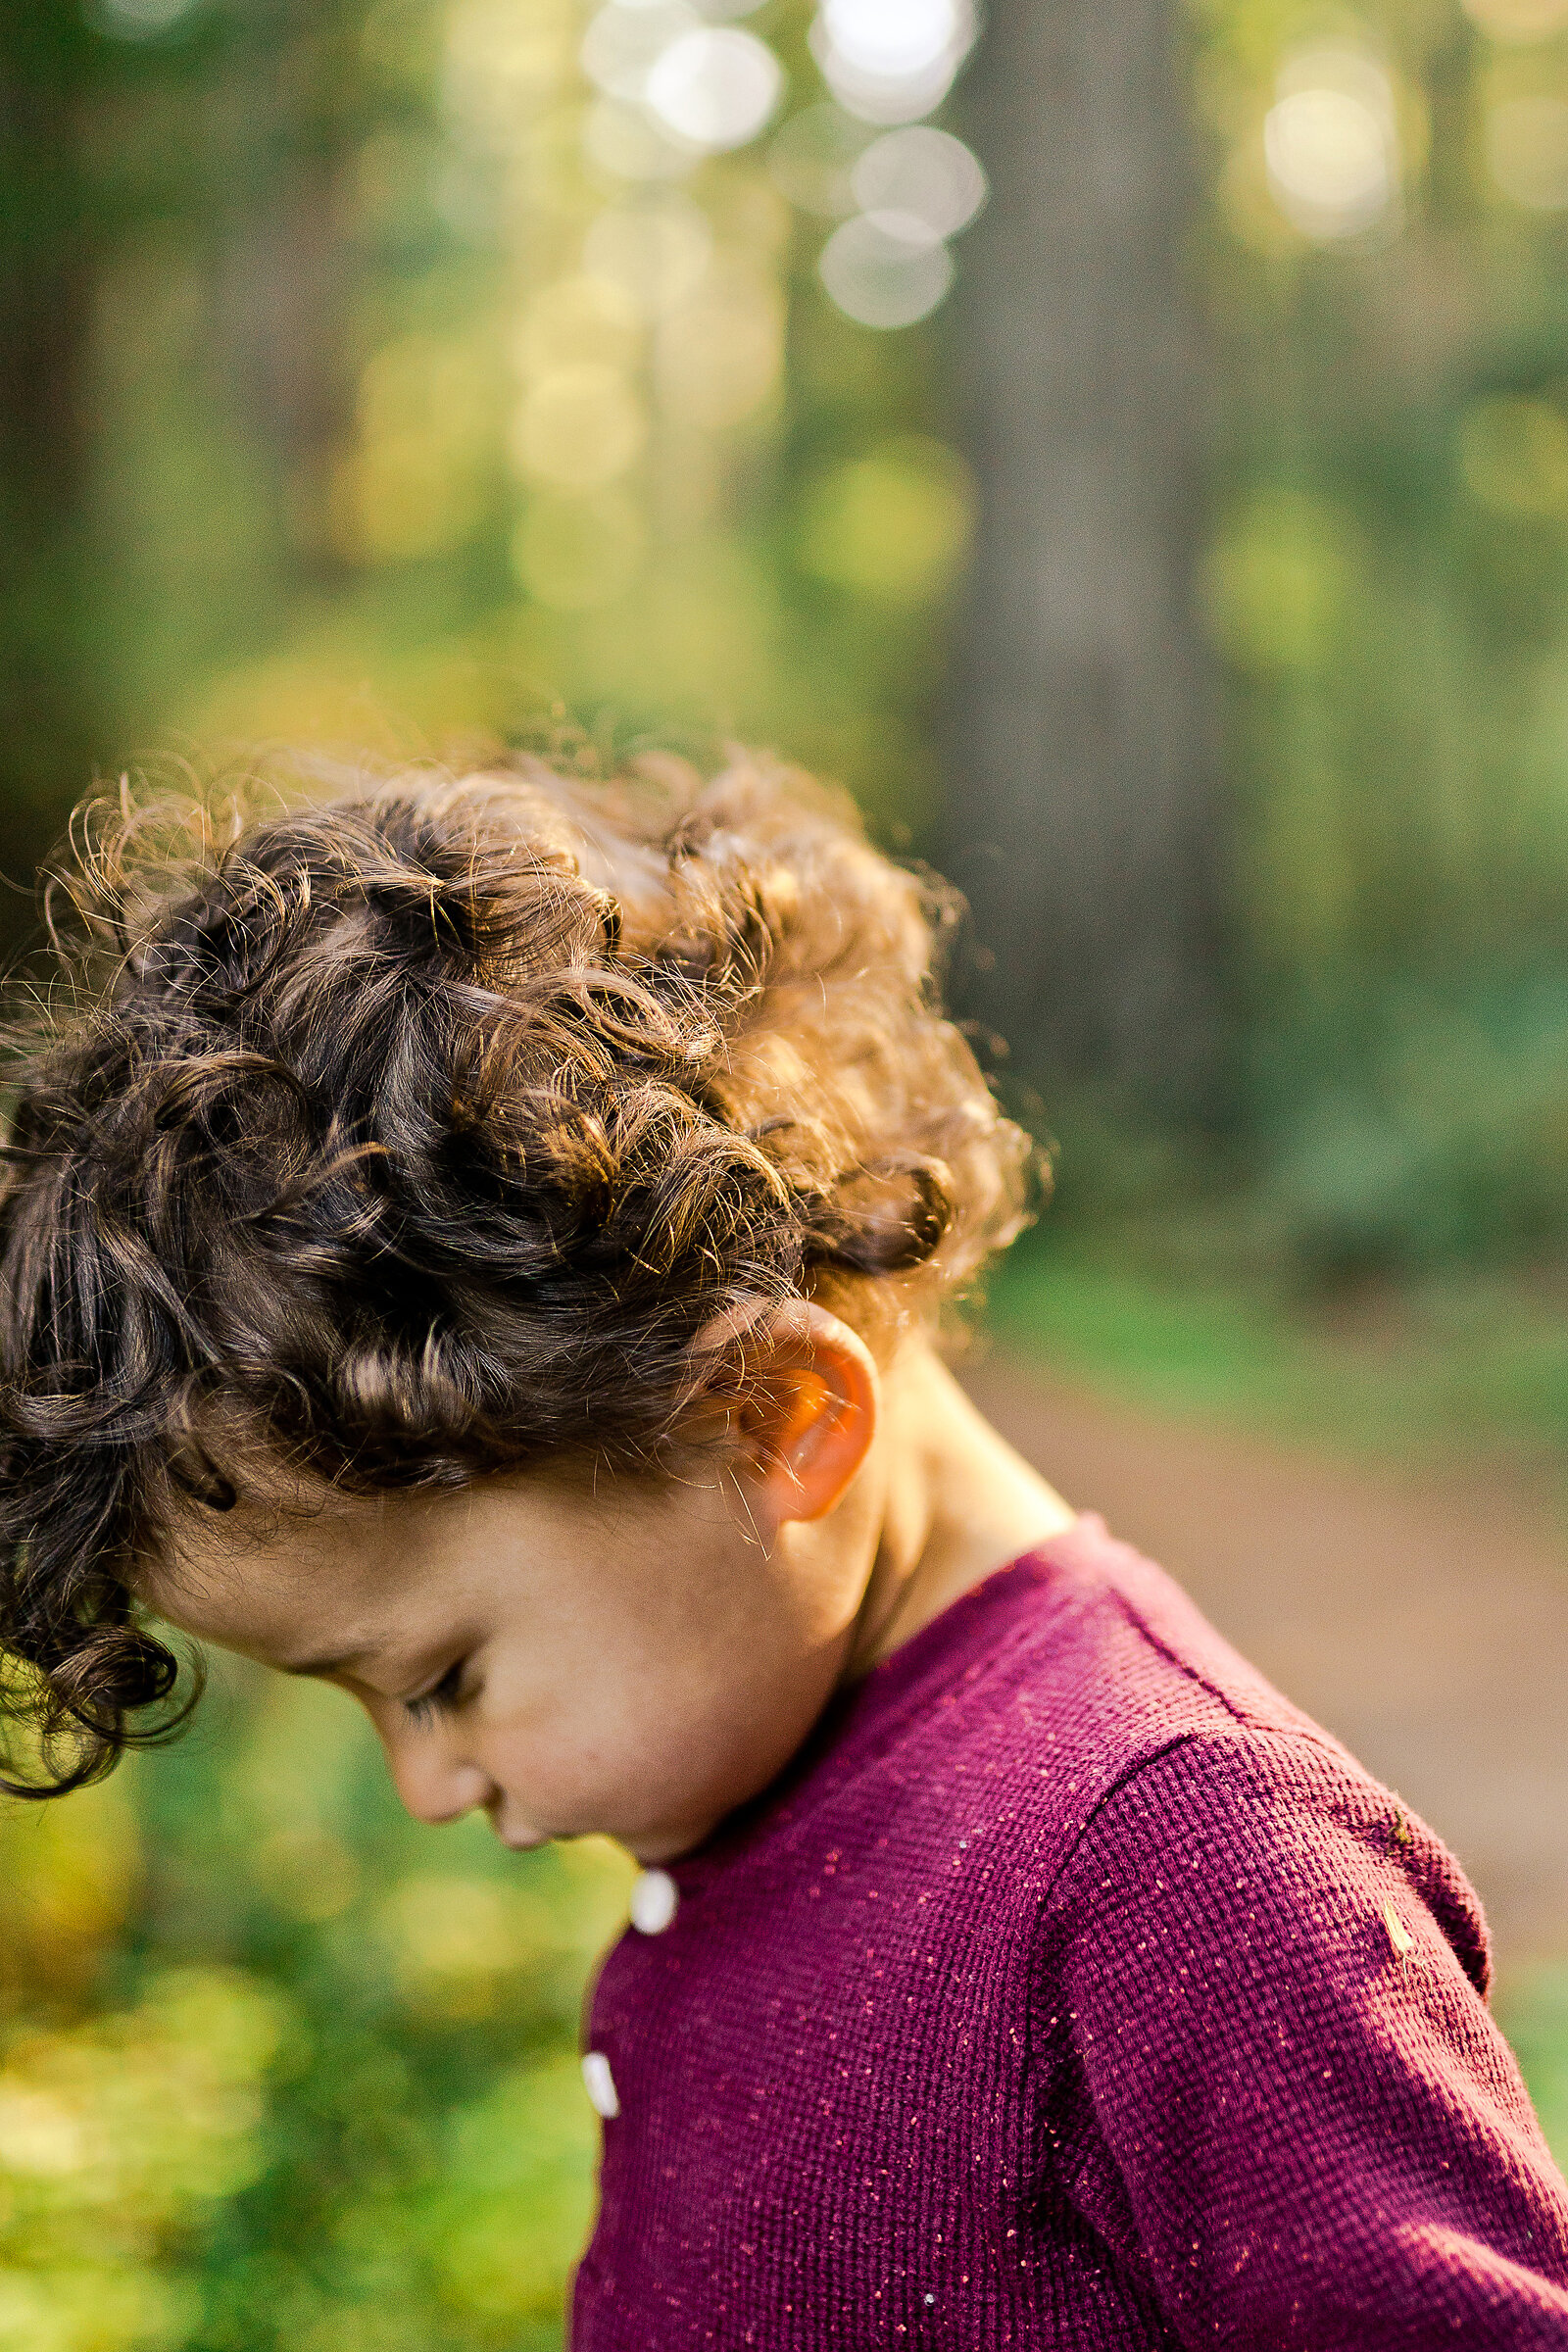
[382,1731,495,1827]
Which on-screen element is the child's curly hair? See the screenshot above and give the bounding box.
[0,751,1033,1794]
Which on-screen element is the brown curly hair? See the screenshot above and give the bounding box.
[0,750,1033,1795]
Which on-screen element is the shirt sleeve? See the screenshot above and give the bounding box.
[1030,1727,1568,2348]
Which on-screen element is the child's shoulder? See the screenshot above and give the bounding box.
[927,1509,1337,1788]
[879,1514,1487,1980]
[1023,1508,1322,1739]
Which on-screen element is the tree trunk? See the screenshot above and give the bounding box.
[0,5,105,952]
[943,0,1221,1119]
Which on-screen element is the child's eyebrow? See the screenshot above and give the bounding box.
[280,1639,384,1680]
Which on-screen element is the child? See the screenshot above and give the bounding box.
[2,755,1566,2347]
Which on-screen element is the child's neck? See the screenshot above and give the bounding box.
[843,1347,1077,1679]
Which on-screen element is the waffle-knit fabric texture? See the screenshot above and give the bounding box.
[573,1516,1568,2347]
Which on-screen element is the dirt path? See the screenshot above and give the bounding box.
[962,1357,1568,1974]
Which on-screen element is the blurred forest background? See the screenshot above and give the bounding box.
[4,0,1568,2344]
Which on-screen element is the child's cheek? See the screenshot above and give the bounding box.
[478,1679,744,1850]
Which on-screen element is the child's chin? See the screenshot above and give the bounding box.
[620,1813,720,1867]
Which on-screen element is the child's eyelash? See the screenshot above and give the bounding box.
[403,1659,467,1728]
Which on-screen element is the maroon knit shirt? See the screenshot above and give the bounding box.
[573,1517,1568,2347]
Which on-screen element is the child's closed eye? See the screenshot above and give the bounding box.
[403,1657,470,1728]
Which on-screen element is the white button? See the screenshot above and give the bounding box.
[582,2051,619,2119]
[629,1867,679,1935]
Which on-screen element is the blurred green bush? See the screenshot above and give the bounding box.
[2,1662,634,2350]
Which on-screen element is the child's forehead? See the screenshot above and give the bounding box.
[143,1478,500,1681]
[141,1455,656,1624]
[138,1460,682,1685]
[146,1479,404,1623]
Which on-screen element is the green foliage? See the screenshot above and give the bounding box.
[2,1663,633,2350]
[990,1230,1568,1468]
[28,0,966,838]
[1194,0,1568,1263]
[1496,1967,1568,2163]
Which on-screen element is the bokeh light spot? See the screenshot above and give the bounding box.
[378,1874,559,2017]
[809,0,976,126]
[581,0,700,102]
[657,263,785,426]
[821,0,961,77]
[851,125,987,237]
[767,102,874,217]
[1264,54,1399,240]
[446,0,578,149]
[583,192,713,316]
[1462,0,1568,38]
[583,94,695,179]
[646,28,784,151]
[1460,396,1568,518]
[818,211,954,328]
[334,332,498,562]
[1487,97,1568,211]
[1204,488,1361,674]
[514,273,643,379]
[511,364,647,488]
[810,43,957,127]
[797,438,974,601]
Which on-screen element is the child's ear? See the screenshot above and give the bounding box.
[699,1301,879,1524]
